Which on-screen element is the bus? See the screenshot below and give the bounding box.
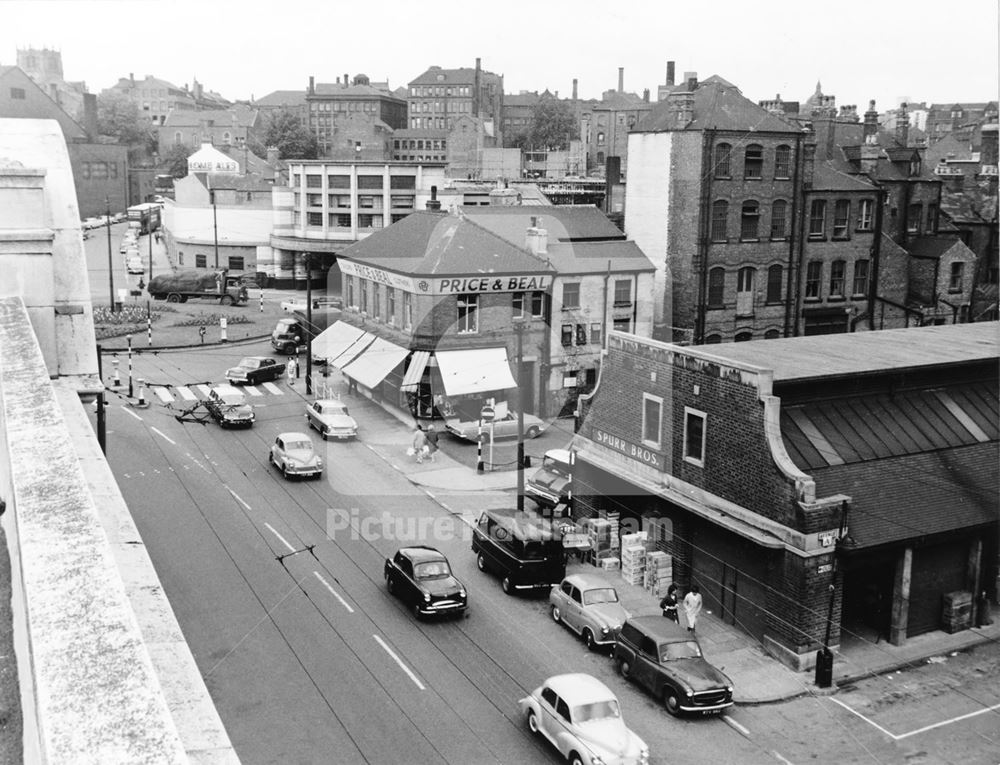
[127,203,161,235]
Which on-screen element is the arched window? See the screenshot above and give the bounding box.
[764,329,781,339]
[710,200,728,242]
[740,201,760,240]
[735,331,753,342]
[707,267,726,307]
[174,131,182,145]
[223,131,232,145]
[714,143,732,177]
[705,334,722,344]
[744,144,763,179]
[775,145,791,178]
[766,265,783,303]
[770,200,788,239]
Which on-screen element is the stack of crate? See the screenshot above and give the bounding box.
[583,518,613,565]
[644,551,672,597]
[607,512,621,550]
[620,544,646,586]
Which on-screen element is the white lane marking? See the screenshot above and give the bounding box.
[262,382,283,395]
[723,714,750,737]
[120,405,143,421]
[772,752,794,765]
[895,701,1000,740]
[264,522,296,553]
[153,387,174,403]
[195,384,213,397]
[150,426,176,445]
[176,386,197,401]
[829,697,907,740]
[372,634,425,690]
[244,385,263,396]
[314,572,354,613]
[225,487,251,511]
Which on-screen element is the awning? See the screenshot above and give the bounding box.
[435,348,517,396]
[400,350,431,391]
[341,336,410,389]
[330,331,376,370]
[311,321,367,365]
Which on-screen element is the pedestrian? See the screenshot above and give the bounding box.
[659,583,679,623]
[154,231,161,244]
[424,425,439,462]
[683,585,703,632]
[411,426,428,464]
[286,356,297,385]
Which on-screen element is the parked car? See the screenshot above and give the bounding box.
[281,296,342,313]
[203,385,255,429]
[550,574,629,650]
[384,546,467,619]
[471,508,565,595]
[613,616,734,716]
[445,410,547,442]
[518,673,649,765]
[226,356,286,385]
[126,255,145,274]
[527,448,572,509]
[268,432,323,479]
[305,399,358,440]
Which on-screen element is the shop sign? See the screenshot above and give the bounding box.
[430,274,551,295]
[339,260,415,291]
[590,427,664,470]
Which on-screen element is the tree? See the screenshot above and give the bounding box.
[97,94,157,160]
[526,99,579,152]
[162,144,190,179]
[248,108,319,160]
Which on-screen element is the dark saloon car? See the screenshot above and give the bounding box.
[225,356,286,385]
[384,546,467,619]
[613,616,734,716]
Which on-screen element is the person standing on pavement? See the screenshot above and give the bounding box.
[659,583,679,623]
[286,356,297,386]
[424,425,439,462]
[683,585,703,632]
[411,426,428,464]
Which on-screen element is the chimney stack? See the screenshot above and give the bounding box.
[129,72,135,87]
[426,185,441,211]
[895,102,909,146]
[474,57,482,117]
[980,124,998,167]
[643,88,650,103]
[572,78,578,100]
[618,67,624,93]
[309,76,315,95]
[685,73,698,91]
[666,61,675,87]
[266,146,280,166]
[344,73,349,87]
[863,100,879,142]
[526,216,548,255]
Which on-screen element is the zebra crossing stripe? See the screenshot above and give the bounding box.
[262,382,284,395]
[195,384,213,397]
[153,387,174,403]
[176,386,197,401]
[244,385,263,396]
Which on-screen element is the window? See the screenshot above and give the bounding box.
[805,261,822,299]
[833,200,850,238]
[852,259,870,296]
[705,334,722,344]
[775,145,791,178]
[345,276,354,308]
[512,292,524,319]
[575,324,587,345]
[306,175,322,188]
[229,256,244,271]
[562,282,580,309]
[457,293,478,333]
[642,394,662,449]
[907,203,922,234]
[683,408,706,466]
[735,331,753,342]
[770,200,788,239]
[740,201,760,240]
[710,200,728,242]
[386,287,395,325]
[809,200,827,237]
[736,267,755,316]
[530,291,545,317]
[195,254,207,268]
[830,260,846,298]
[360,281,368,313]
[307,193,322,207]
[597,131,605,145]
[357,176,383,190]
[764,329,781,339]
[858,199,874,231]
[403,292,412,328]
[329,213,351,228]
[707,267,725,308]
[927,203,938,233]
[590,322,602,346]
[307,212,323,227]
[714,143,732,177]
[766,265,783,303]
[744,144,763,179]
[613,279,632,306]
[561,324,573,347]
[328,175,350,189]
[373,285,381,320]
[612,317,631,333]
[949,262,965,292]
[10,87,26,99]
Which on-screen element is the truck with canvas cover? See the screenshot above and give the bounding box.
[148,269,248,305]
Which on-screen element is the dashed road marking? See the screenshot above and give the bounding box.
[772,752,794,765]
[314,572,354,613]
[176,386,197,401]
[262,382,283,395]
[723,715,750,737]
[264,522,296,553]
[244,385,263,396]
[225,487,251,511]
[150,426,176,445]
[373,634,425,690]
[120,405,143,421]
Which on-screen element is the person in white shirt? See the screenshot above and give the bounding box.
[683,585,703,632]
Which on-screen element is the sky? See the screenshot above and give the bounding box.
[2,0,997,113]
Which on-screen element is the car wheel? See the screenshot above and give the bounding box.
[386,575,395,595]
[476,553,487,572]
[582,628,596,651]
[501,576,513,595]
[568,752,585,765]
[412,602,423,620]
[550,605,562,624]
[618,658,632,680]
[281,464,289,479]
[322,432,329,442]
[526,710,540,735]
[220,295,234,306]
[664,687,682,716]
[166,293,180,303]
[526,426,540,439]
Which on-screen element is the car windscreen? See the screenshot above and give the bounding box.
[414,560,451,579]
[219,394,245,405]
[572,699,621,723]
[582,587,619,606]
[542,455,570,474]
[659,640,703,662]
[284,440,312,452]
[237,358,256,367]
[323,404,348,415]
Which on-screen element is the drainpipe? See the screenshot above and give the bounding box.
[868,188,887,329]
[694,130,715,343]
[786,132,805,336]
[602,260,610,350]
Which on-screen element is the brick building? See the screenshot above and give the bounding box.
[100,74,197,126]
[572,324,998,670]
[305,74,407,159]
[159,104,260,157]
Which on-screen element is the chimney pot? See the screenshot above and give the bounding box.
[618,67,624,93]
[572,78,578,100]
[666,61,675,87]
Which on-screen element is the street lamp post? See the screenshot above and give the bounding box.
[305,253,313,395]
[105,197,115,312]
[515,320,525,513]
[210,189,219,270]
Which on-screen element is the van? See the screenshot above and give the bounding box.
[471,508,566,595]
[271,317,303,355]
[526,448,572,511]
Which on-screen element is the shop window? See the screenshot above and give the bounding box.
[457,293,479,333]
[683,407,706,466]
[642,394,663,449]
[373,285,381,320]
[386,287,396,325]
[403,292,412,328]
[360,281,369,313]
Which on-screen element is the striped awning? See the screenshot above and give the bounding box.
[400,351,431,391]
[341,337,410,389]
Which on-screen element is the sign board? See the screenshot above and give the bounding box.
[589,427,665,470]
[480,405,495,423]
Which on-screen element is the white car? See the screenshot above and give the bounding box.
[281,296,341,313]
[305,399,358,440]
[269,432,323,480]
[445,410,547,442]
[519,674,649,765]
[126,255,145,274]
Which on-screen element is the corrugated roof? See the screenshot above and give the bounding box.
[337,211,555,276]
[812,442,998,549]
[701,323,999,382]
[462,206,625,242]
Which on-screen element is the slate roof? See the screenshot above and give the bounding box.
[542,241,655,275]
[336,211,554,277]
[254,90,307,107]
[163,105,258,128]
[635,77,801,134]
[592,92,649,111]
[409,67,501,86]
[811,160,879,192]
[461,206,625,242]
[311,83,400,99]
[905,235,966,259]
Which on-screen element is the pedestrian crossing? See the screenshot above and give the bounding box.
[149,381,287,404]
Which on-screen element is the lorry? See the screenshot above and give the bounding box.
[148,269,248,305]
[270,309,338,356]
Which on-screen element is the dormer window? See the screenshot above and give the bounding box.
[909,158,921,176]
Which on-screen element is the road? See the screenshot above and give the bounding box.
[82,220,165,307]
[91,340,1000,765]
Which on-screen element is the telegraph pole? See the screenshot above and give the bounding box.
[305,253,313,395]
[105,197,116,312]
[148,218,154,281]
[515,320,525,513]
[210,187,219,270]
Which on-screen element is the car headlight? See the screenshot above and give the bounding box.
[458,588,467,598]
[423,591,431,601]
[591,757,605,765]
[601,626,610,634]
[726,685,734,693]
